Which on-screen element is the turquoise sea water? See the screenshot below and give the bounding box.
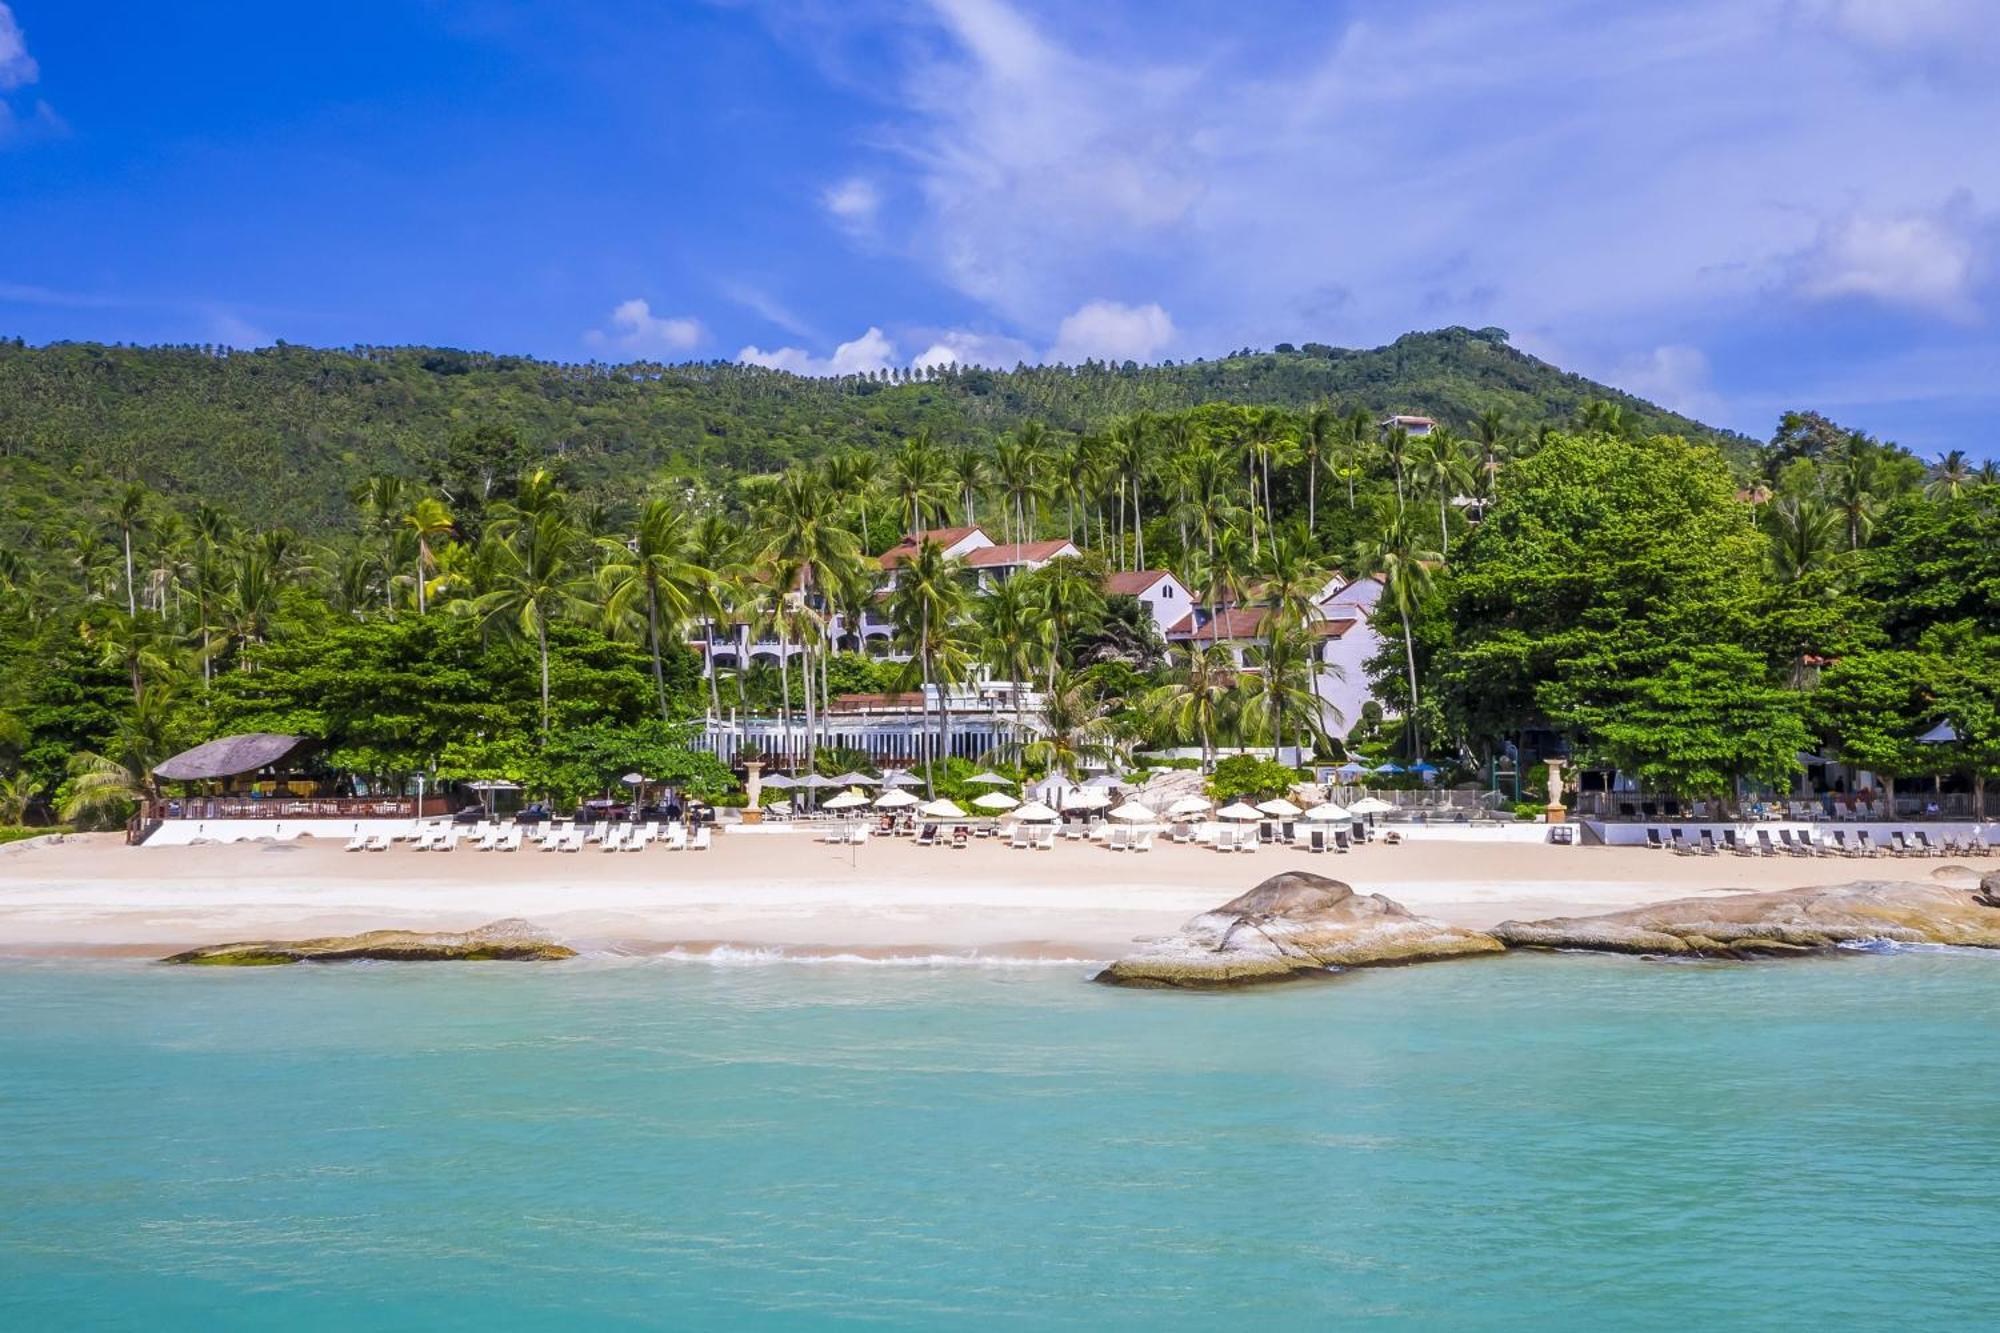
[2,950,1998,1330]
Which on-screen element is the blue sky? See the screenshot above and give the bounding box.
[2,1,1997,454]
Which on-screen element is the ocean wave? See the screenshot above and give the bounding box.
[1834,938,1996,956]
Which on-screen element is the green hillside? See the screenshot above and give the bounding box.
[0,326,1750,533]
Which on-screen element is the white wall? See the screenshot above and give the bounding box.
[145,818,422,846]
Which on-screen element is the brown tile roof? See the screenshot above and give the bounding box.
[963,540,1075,568]
[829,691,926,711]
[1312,617,1360,638]
[876,525,985,568]
[1103,569,1174,595]
[1166,606,1271,639]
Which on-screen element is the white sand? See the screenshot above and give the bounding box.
[0,830,1924,961]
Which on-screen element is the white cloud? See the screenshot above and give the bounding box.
[910,328,1035,370]
[1046,300,1173,364]
[1796,0,1992,52]
[0,3,37,91]
[1789,201,1985,320]
[1613,344,1721,419]
[206,308,272,350]
[822,176,881,230]
[740,326,898,376]
[584,298,706,356]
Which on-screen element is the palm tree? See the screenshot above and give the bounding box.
[759,469,864,764]
[599,497,712,721]
[976,577,1039,760]
[1147,644,1238,772]
[1412,427,1474,556]
[1764,497,1844,584]
[948,443,988,526]
[1830,439,1881,549]
[352,474,406,618]
[402,497,455,615]
[1355,509,1440,761]
[1297,404,1338,533]
[1382,424,1411,506]
[1926,449,1976,501]
[1026,558,1104,686]
[888,433,950,539]
[994,431,1047,549]
[60,686,180,828]
[1240,616,1333,761]
[223,544,285,666]
[1023,669,1119,779]
[473,510,583,733]
[826,449,883,552]
[885,538,970,794]
[1106,413,1155,569]
[113,483,148,618]
[1337,408,1374,510]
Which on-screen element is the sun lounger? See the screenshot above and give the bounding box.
[1645,828,1665,850]
[1170,822,1194,844]
[848,823,869,845]
[601,826,627,852]
[1107,826,1131,851]
[1698,830,1719,855]
[345,833,367,852]
[1856,831,1886,857]
[1913,831,1945,857]
[1754,829,1778,857]
[1009,825,1030,849]
[1307,828,1328,853]
[497,829,521,852]
[915,822,939,847]
[951,825,969,847]
[473,827,498,851]
[1212,827,1235,852]
[1133,829,1154,852]
[1033,825,1057,850]
[690,825,711,851]
[658,824,684,851]
[1334,829,1351,852]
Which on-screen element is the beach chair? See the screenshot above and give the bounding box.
[1333,829,1352,852]
[1132,829,1154,852]
[1107,826,1131,851]
[623,823,650,851]
[1914,831,1944,857]
[1009,825,1030,849]
[1754,829,1778,857]
[1352,821,1371,845]
[1856,831,1886,857]
[659,824,685,851]
[951,825,969,848]
[1238,827,1259,853]
[1169,822,1193,844]
[1698,830,1720,856]
[1033,825,1057,850]
[1212,827,1236,852]
[848,823,870,845]
[498,828,522,852]
[915,822,939,847]
[473,826,499,851]
[1308,828,1328,853]
[345,832,367,852]
[601,826,627,852]
[690,825,711,851]
[1644,828,1665,850]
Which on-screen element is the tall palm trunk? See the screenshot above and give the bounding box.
[536,617,551,735]
[918,602,936,797]
[1399,606,1421,760]
[123,528,136,617]
[646,584,669,721]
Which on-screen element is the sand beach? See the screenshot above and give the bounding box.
[0,830,1944,961]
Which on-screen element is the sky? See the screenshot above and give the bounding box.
[2,0,1997,454]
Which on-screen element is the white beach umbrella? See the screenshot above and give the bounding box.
[1066,788,1112,809]
[1302,802,1352,822]
[1216,802,1263,821]
[1108,800,1156,822]
[822,790,869,810]
[1083,774,1123,789]
[801,774,842,789]
[920,798,967,819]
[833,770,880,786]
[966,771,1014,786]
[1166,795,1214,816]
[1011,801,1060,822]
[1256,797,1304,818]
[1349,797,1395,816]
[873,789,920,808]
[971,791,1020,811]
[880,769,924,787]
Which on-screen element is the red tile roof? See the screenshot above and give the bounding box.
[1312,617,1360,638]
[829,691,927,711]
[876,525,986,568]
[1166,606,1271,639]
[962,540,1076,568]
[1103,569,1174,596]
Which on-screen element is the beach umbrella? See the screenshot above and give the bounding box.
[833,770,880,786]
[1108,800,1156,822]
[920,798,967,819]
[801,774,841,788]
[822,790,869,810]
[1066,788,1112,809]
[1083,774,1123,789]
[1372,762,1405,775]
[880,769,924,787]
[758,773,797,789]
[1011,801,1060,822]
[1349,796,1395,815]
[971,791,1020,811]
[1216,802,1262,821]
[1303,802,1352,821]
[966,771,1014,786]
[1916,721,1959,744]
[767,799,792,815]
[1411,762,1438,775]
[874,789,920,808]
[1333,762,1368,780]
[1256,797,1303,817]
[1166,795,1213,816]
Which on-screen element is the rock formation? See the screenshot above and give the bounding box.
[1496,879,2000,958]
[163,918,576,965]
[1095,872,1504,989]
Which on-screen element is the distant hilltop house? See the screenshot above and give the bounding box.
[1379,414,1437,438]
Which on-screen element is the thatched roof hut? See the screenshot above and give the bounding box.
[155,733,309,783]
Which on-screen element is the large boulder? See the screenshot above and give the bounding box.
[1095,872,1504,989]
[164,918,576,965]
[1495,880,2000,958]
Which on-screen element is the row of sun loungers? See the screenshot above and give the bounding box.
[348,821,712,852]
[1650,827,1991,858]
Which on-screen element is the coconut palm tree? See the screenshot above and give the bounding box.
[1412,427,1475,556]
[1026,557,1104,686]
[598,497,712,721]
[888,433,950,539]
[1146,644,1238,771]
[948,444,988,526]
[1297,404,1338,533]
[1926,449,1976,501]
[994,431,1047,549]
[1830,439,1881,549]
[1354,508,1440,761]
[1023,669,1119,780]
[976,577,1039,759]
[1764,496,1845,584]
[886,538,971,793]
[60,686,181,828]
[1240,616,1333,761]
[113,483,148,618]
[472,509,583,733]
[759,469,864,763]
[401,496,455,615]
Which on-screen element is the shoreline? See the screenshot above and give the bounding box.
[6,831,1984,962]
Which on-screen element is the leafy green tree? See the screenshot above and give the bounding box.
[471,510,585,733]
[1812,648,1947,813]
[1207,753,1303,804]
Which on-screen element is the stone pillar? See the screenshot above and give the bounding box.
[741,759,764,825]
[1544,757,1568,825]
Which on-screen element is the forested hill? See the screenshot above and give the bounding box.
[0,325,1751,532]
